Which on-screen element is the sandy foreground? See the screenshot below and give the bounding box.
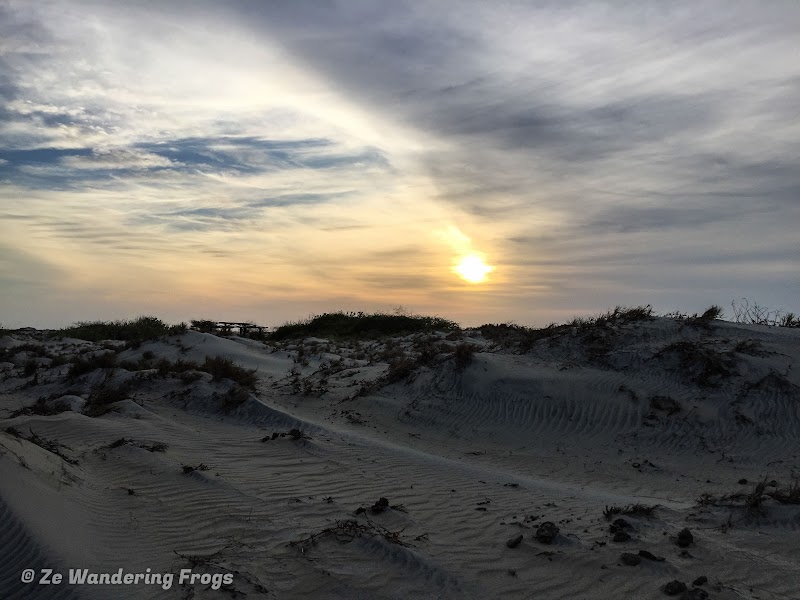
[1,317,798,599]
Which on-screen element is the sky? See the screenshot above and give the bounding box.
[1,1,798,329]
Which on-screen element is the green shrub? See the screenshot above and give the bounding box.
[480,306,654,352]
[270,311,459,341]
[202,356,258,389]
[68,352,117,378]
[155,358,201,377]
[731,299,799,327]
[168,322,188,335]
[179,371,203,384]
[10,397,71,418]
[686,305,724,328]
[654,341,736,387]
[385,356,417,383]
[700,305,724,321]
[190,319,217,333]
[779,312,800,328]
[49,354,69,367]
[413,338,442,366]
[453,343,475,372]
[84,380,133,417]
[57,316,185,343]
[218,384,251,411]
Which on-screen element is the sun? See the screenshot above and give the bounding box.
[454,254,494,284]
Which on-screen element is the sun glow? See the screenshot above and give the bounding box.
[454,254,494,284]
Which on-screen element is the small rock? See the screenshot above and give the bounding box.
[370,497,390,514]
[680,589,708,600]
[677,528,694,548]
[620,553,641,566]
[663,580,688,596]
[692,576,708,586]
[738,478,748,485]
[506,534,523,548]
[535,521,559,544]
[638,550,665,561]
[613,530,631,542]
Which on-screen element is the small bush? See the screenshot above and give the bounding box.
[697,479,769,518]
[10,398,71,418]
[84,380,133,417]
[769,479,800,504]
[270,311,459,341]
[701,305,724,321]
[733,339,763,356]
[68,352,118,378]
[202,356,258,389]
[413,338,442,366]
[687,305,724,328]
[731,299,800,327]
[22,429,79,465]
[385,357,417,383]
[168,322,188,335]
[49,354,69,367]
[654,341,736,387]
[453,343,475,372]
[155,358,201,377]
[480,306,654,353]
[179,371,203,384]
[649,395,682,416]
[57,316,178,343]
[107,438,168,452]
[262,428,311,441]
[218,384,251,412]
[604,503,658,520]
[182,463,210,474]
[588,305,654,327]
[190,319,217,333]
[779,313,800,328]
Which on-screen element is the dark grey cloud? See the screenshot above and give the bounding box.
[228,0,800,229]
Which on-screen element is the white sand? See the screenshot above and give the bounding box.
[1,318,799,599]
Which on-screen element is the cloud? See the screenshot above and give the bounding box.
[1,0,798,326]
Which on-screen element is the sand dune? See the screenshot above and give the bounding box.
[1,316,799,599]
